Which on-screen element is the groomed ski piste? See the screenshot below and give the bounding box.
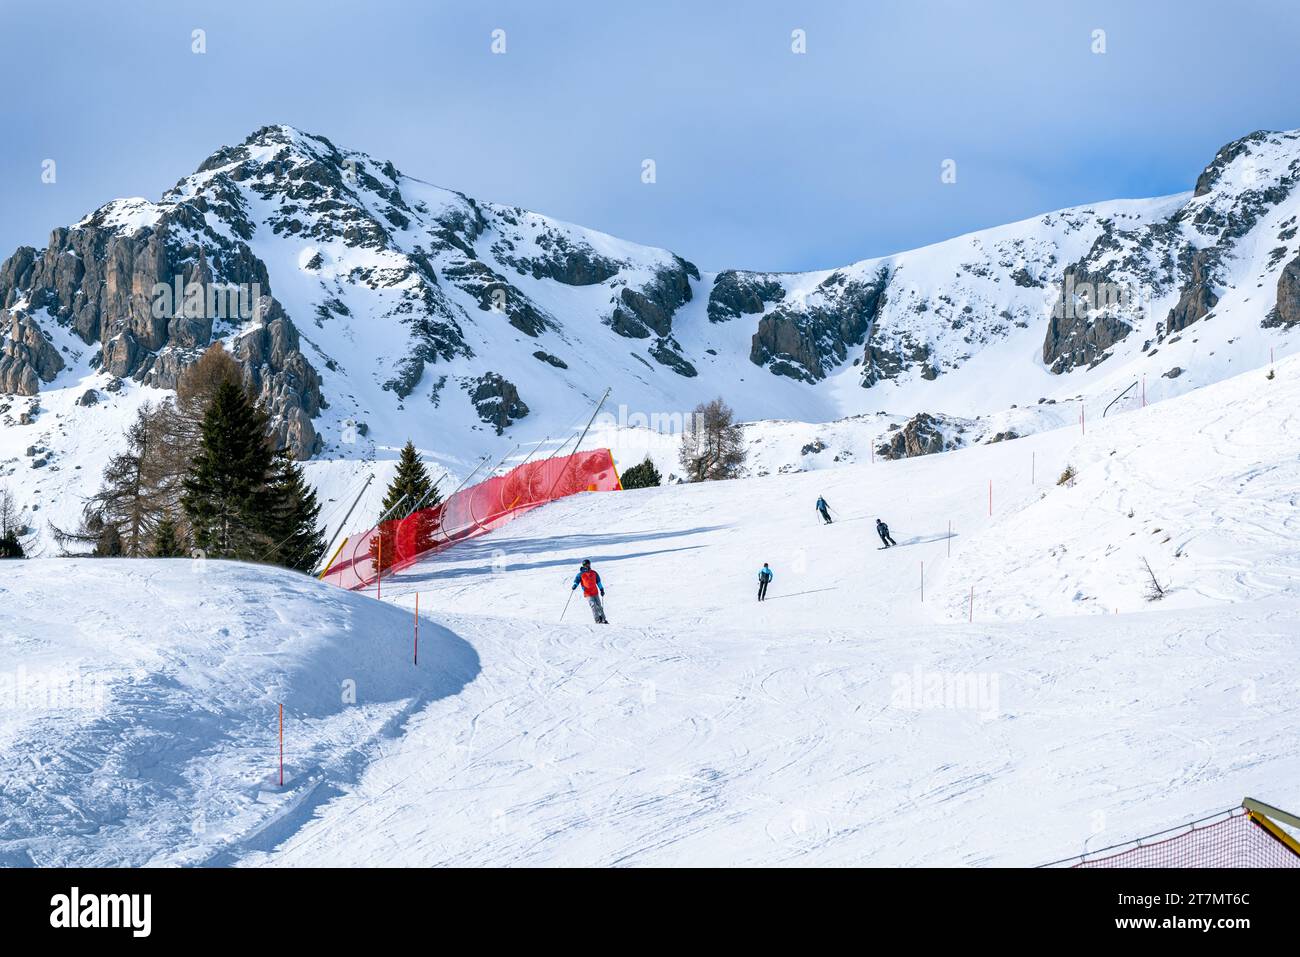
[2,354,1297,867]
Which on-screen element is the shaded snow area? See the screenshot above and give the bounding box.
[0,561,478,866]
[3,356,1298,866]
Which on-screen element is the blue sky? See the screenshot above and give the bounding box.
[2,0,1297,272]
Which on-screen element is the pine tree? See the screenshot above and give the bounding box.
[0,529,22,559]
[151,516,185,557]
[265,448,326,572]
[371,441,441,570]
[380,441,439,516]
[619,456,662,489]
[181,380,275,560]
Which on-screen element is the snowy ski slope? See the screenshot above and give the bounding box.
[2,353,1296,866]
[264,353,1300,866]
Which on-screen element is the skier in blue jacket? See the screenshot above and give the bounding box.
[757,563,774,601]
[816,496,833,524]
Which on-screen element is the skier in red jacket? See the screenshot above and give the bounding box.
[571,559,608,623]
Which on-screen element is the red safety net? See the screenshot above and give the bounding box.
[1061,808,1300,868]
[320,448,622,590]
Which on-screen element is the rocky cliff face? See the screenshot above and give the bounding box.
[0,126,716,458]
[1265,252,1300,328]
[0,140,334,456]
[0,311,64,395]
[1043,130,1300,373]
[747,269,889,383]
[4,124,1300,479]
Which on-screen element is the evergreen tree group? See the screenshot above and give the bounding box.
[56,343,326,573]
[619,456,662,489]
[181,379,325,569]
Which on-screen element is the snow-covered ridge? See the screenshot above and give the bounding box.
[2,125,1300,552]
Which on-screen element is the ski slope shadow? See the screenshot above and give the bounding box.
[878,531,958,550]
[199,619,480,866]
[390,544,707,587]
[0,587,481,867]
[759,586,839,603]
[386,525,729,586]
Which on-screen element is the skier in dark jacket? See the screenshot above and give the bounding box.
[876,518,897,547]
[571,559,608,623]
[757,563,773,601]
[816,496,833,524]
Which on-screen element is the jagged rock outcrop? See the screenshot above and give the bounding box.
[1265,252,1300,327]
[707,271,785,323]
[1164,249,1219,335]
[1042,131,1300,373]
[1042,264,1136,372]
[864,331,932,387]
[604,256,701,376]
[467,372,529,434]
[492,224,621,286]
[1193,132,1270,197]
[229,312,324,456]
[876,412,956,460]
[0,150,329,457]
[749,268,888,383]
[609,256,699,339]
[0,311,65,395]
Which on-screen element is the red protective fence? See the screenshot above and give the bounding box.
[1044,806,1300,868]
[320,448,622,590]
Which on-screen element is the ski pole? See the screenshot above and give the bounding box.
[560,587,575,622]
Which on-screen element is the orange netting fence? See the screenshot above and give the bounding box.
[320,448,622,590]
[1043,805,1300,868]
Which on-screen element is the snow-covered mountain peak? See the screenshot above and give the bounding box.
[3,125,1300,553]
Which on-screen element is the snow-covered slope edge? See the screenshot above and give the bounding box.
[0,560,478,866]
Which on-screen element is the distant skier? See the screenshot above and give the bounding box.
[571,559,609,623]
[816,496,833,524]
[876,518,897,548]
[757,563,774,601]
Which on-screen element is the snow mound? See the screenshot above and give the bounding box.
[0,560,478,866]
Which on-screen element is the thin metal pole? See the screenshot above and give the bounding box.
[546,388,611,501]
[317,472,374,575]
[436,453,494,542]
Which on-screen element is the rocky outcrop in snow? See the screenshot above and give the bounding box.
[1265,252,1300,328]
[0,311,64,395]
[749,268,889,383]
[467,372,529,434]
[875,412,959,460]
